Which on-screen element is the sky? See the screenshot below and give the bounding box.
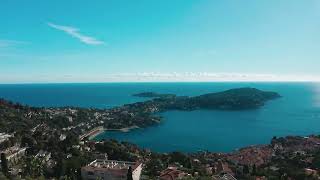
[0,0,320,83]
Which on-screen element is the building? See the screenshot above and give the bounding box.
[0,133,13,144]
[35,150,51,162]
[79,126,104,140]
[81,158,142,180]
[159,166,187,180]
[0,146,26,165]
[212,173,237,180]
[216,160,233,175]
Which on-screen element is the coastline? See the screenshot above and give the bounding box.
[85,118,163,140]
[105,125,140,132]
[83,125,141,140]
[90,120,163,140]
[4,84,316,152]
[79,126,104,140]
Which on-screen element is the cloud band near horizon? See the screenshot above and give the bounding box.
[0,73,319,84]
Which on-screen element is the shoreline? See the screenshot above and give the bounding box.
[86,124,318,154]
[85,125,140,140]
[79,126,104,140]
[86,119,163,140]
[83,121,163,141]
[105,125,140,133]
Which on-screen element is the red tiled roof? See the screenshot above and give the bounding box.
[159,168,185,180]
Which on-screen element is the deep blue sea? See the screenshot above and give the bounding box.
[1,82,320,152]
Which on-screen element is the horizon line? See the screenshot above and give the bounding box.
[0,80,320,85]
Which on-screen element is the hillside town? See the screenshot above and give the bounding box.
[0,90,320,180]
[3,122,320,180]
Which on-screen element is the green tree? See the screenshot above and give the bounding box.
[312,151,320,168]
[1,153,8,175]
[252,164,257,175]
[23,156,44,178]
[243,165,250,175]
[127,166,133,180]
[0,172,9,180]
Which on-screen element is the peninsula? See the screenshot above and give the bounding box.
[0,88,281,134]
[4,87,319,180]
[132,87,281,111]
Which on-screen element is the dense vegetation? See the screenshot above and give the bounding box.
[131,87,281,111]
[188,87,280,110]
[0,88,300,179]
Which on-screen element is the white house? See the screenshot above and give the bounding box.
[81,158,142,180]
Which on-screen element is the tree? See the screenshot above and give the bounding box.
[243,165,249,175]
[53,157,65,178]
[169,152,191,168]
[23,156,43,178]
[127,166,133,180]
[312,151,320,168]
[0,172,8,180]
[252,164,257,175]
[0,153,8,175]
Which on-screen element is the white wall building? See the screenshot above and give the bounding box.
[81,159,142,180]
[0,133,13,143]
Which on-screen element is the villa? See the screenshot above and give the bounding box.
[81,158,142,180]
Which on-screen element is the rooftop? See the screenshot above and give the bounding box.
[82,159,141,172]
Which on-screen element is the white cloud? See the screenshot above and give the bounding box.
[1,72,320,83]
[98,72,320,82]
[47,22,104,45]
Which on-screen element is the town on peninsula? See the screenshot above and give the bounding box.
[1,88,320,180]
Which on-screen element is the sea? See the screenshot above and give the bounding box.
[1,82,320,152]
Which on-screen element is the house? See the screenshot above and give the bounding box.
[159,166,187,180]
[216,161,233,175]
[0,146,26,165]
[81,158,142,180]
[0,133,13,144]
[35,150,51,162]
[212,173,237,180]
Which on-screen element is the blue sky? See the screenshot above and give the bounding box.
[0,0,320,83]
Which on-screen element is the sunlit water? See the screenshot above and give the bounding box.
[1,82,320,152]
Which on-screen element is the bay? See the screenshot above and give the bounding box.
[1,82,320,152]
